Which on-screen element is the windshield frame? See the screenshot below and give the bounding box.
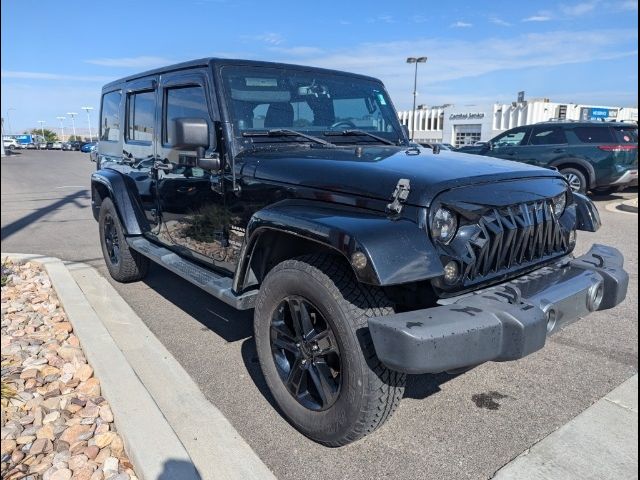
[215,63,407,152]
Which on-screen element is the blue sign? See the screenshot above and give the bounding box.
[591,108,610,117]
[580,107,617,121]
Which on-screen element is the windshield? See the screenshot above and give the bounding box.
[220,65,404,146]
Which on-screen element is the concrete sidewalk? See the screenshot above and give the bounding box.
[493,374,638,480]
[2,253,275,480]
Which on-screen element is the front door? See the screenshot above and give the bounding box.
[488,126,531,162]
[153,70,234,272]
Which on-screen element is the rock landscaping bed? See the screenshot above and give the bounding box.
[1,260,137,480]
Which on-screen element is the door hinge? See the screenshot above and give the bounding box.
[386,178,410,215]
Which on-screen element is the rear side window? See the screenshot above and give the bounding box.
[100,91,121,141]
[530,127,567,145]
[127,90,155,142]
[164,85,209,145]
[573,126,614,143]
[612,126,638,144]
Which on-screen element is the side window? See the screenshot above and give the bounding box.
[492,128,528,148]
[573,127,614,143]
[127,90,155,143]
[100,91,121,142]
[612,127,638,144]
[164,85,209,146]
[529,127,567,145]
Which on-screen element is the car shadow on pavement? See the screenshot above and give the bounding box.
[589,186,638,201]
[404,372,459,399]
[142,263,254,343]
[1,189,89,241]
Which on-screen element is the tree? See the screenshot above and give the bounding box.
[28,128,58,142]
[67,135,83,142]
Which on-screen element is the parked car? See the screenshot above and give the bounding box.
[419,142,455,151]
[66,140,86,151]
[464,122,638,194]
[81,142,97,153]
[91,58,628,446]
[62,142,73,151]
[3,138,19,150]
[36,142,48,150]
[49,141,63,150]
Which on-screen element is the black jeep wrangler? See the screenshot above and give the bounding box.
[91,58,629,446]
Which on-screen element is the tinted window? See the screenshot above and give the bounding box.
[492,128,528,147]
[127,90,155,142]
[612,126,638,144]
[529,127,567,145]
[165,86,209,145]
[573,126,614,143]
[100,91,121,141]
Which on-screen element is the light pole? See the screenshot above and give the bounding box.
[66,112,78,140]
[6,108,16,135]
[38,120,46,143]
[406,56,427,141]
[82,106,94,141]
[56,116,66,141]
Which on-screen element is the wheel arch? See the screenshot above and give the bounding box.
[232,200,444,293]
[549,158,596,188]
[91,169,150,235]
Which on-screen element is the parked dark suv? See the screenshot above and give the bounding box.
[91,58,628,446]
[473,121,638,194]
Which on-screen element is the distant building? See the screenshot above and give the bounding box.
[398,99,638,147]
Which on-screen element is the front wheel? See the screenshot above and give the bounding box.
[254,254,405,446]
[560,167,588,194]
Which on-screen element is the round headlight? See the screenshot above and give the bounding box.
[431,208,458,244]
[551,193,567,217]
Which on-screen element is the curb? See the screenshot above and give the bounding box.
[2,253,276,480]
[492,374,638,479]
[605,198,638,215]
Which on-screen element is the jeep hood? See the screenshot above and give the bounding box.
[241,146,565,207]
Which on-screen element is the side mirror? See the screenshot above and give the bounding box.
[172,117,209,149]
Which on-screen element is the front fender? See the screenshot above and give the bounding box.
[235,200,443,289]
[91,169,150,235]
[573,192,601,232]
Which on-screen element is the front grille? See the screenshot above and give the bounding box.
[461,200,568,283]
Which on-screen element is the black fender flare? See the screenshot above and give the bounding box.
[549,158,596,188]
[572,192,601,232]
[233,200,443,291]
[91,169,150,235]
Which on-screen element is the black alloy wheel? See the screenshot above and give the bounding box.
[103,214,121,265]
[271,296,341,411]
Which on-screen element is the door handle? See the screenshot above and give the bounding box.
[552,148,566,153]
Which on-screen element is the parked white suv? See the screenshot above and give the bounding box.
[3,138,19,150]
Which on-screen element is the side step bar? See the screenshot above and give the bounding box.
[127,237,257,310]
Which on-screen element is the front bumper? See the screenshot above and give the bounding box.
[369,244,628,374]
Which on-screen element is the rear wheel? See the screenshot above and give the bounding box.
[98,197,149,282]
[560,167,588,194]
[254,254,405,446]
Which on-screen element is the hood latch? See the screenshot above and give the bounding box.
[386,178,411,215]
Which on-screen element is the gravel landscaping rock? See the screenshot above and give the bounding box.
[1,260,138,480]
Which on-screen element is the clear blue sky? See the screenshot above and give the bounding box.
[1,0,638,134]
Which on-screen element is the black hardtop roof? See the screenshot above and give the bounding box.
[101,57,382,91]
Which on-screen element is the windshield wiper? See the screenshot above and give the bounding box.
[323,129,396,146]
[242,129,335,148]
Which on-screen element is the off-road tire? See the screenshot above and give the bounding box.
[98,197,149,282]
[254,254,406,446]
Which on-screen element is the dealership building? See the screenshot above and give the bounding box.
[397,98,638,147]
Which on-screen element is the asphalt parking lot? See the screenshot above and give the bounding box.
[1,150,637,479]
